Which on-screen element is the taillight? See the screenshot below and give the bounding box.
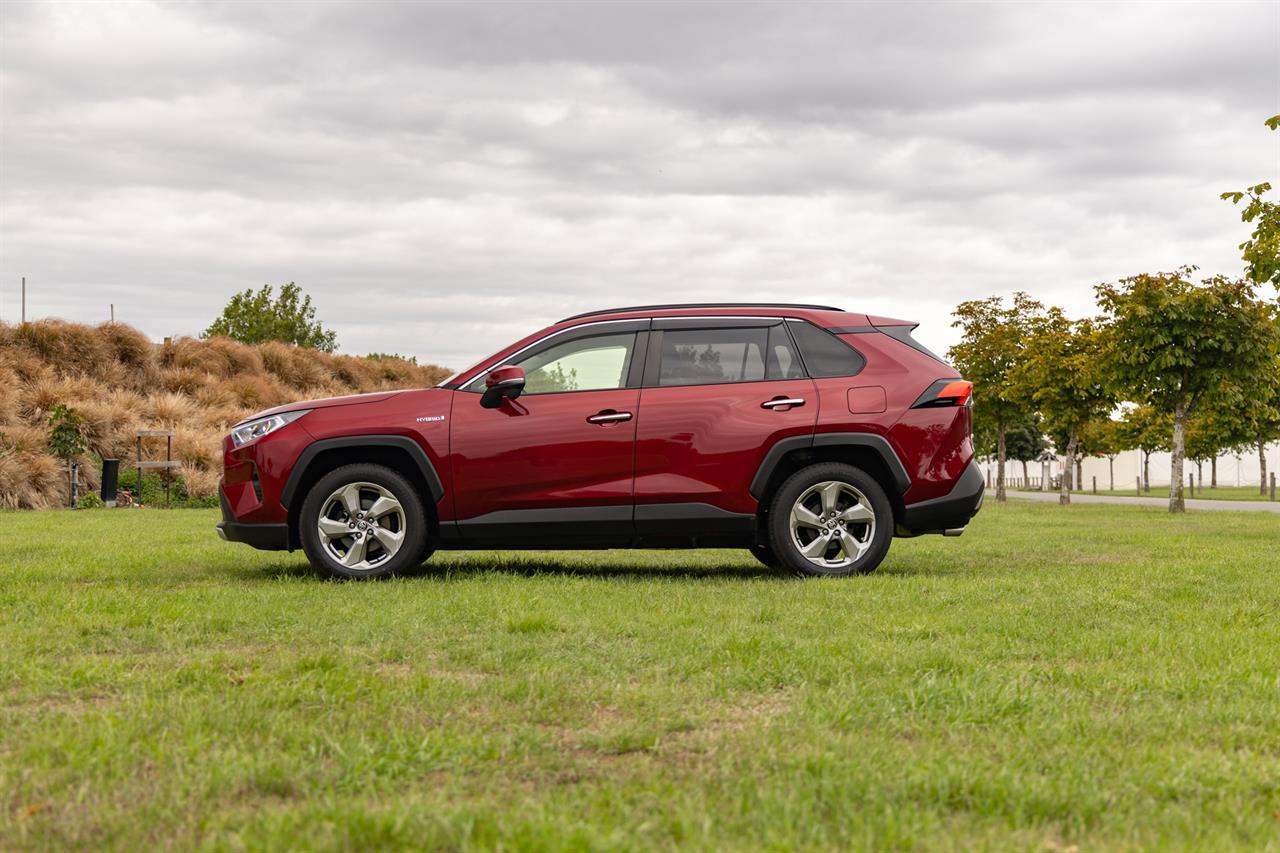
[911,379,973,409]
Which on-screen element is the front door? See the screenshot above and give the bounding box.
[633,320,818,535]
[448,322,646,543]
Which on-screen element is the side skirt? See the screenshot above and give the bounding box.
[438,502,757,550]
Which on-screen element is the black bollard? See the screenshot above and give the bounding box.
[101,458,119,507]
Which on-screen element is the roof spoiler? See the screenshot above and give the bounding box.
[865,314,917,329]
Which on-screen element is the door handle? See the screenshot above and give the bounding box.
[587,410,633,424]
[761,397,805,410]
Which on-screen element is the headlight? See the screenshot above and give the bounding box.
[230,410,310,447]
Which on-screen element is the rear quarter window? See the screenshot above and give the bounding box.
[788,320,866,378]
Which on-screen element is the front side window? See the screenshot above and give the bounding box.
[467,332,636,394]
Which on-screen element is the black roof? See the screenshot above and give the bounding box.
[558,302,845,323]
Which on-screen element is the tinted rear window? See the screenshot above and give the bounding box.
[788,320,866,378]
[658,328,768,386]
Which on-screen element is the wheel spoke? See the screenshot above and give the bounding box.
[800,535,830,559]
[371,526,404,556]
[340,484,364,518]
[366,495,400,520]
[791,504,824,530]
[838,503,873,524]
[341,535,369,567]
[317,517,350,541]
[819,482,844,514]
[836,530,864,561]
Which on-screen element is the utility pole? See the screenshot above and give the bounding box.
[110,303,115,323]
[21,277,26,324]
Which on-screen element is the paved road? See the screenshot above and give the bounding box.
[1007,489,1280,514]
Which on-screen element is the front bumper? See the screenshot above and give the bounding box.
[217,490,292,551]
[897,460,985,536]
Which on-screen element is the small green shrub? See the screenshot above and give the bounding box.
[114,468,219,509]
[46,404,87,460]
[78,492,105,509]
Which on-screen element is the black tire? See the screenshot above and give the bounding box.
[748,543,782,569]
[299,463,429,580]
[766,462,893,577]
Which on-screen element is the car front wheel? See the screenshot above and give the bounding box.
[767,462,892,577]
[299,463,428,580]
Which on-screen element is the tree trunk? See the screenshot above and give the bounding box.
[1259,439,1268,497]
[1211,456,1217,488]
[1075,455,1083,493]
[1169,402,1187,513]
[996,424,1006,503]
[1108,455,1115,491]
[1143,451,1151,493]
[1060,431,1076,505]
[1021,460,1029,488]
[1195,459,1203,485]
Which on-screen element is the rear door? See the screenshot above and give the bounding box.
[632,318,817,534]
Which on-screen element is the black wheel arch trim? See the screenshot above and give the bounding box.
[749,432,912,499]
[281,435,445,508]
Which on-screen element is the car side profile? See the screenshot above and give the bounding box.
[217,303,982,578]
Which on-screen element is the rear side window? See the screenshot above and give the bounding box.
[788,320,866,377]
[658,328,767,386]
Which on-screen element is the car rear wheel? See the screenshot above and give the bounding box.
[300,463,428,580]
[767,462,892,577]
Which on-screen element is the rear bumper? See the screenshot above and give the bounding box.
[217,490,291,551]
[897,460,984,537]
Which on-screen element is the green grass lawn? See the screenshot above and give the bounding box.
[1007,485,1275,502]
[1065,485,1275,502]
[2,502,1278,850]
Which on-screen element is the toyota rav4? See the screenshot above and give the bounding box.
[217,303,982,578]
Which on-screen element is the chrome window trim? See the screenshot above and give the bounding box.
[451,315,807,391]
[455,319,649,392]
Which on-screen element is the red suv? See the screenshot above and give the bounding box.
[217,303,981,578]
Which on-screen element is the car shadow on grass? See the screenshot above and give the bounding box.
[233,557,785,582]
[417,559,784,581]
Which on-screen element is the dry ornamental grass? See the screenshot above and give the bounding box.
[0,320,449,509]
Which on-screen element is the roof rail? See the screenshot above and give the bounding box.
[558,302,845,323]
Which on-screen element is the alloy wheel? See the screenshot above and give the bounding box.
[316,482,407,571]
[788,480,876,570]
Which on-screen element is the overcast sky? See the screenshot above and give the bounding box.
[1,1,1276,370]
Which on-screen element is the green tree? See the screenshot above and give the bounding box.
[1004,414,1047,488]
[1221,115,1280,293]
[1184,404,1238,488]
[1234,345,1280,494]
[46,404,87,508]
[1083,418,1127,492]
[948,292,1046,502]
[1018,314,1114,504]
[204,283,338,352]
[1096,269,1279,512]
[1118,405,1170,492]
[46,404,86,460]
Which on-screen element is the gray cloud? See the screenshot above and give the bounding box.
[1,0,1275,369]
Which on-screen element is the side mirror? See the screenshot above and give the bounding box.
[481,365,525,408]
